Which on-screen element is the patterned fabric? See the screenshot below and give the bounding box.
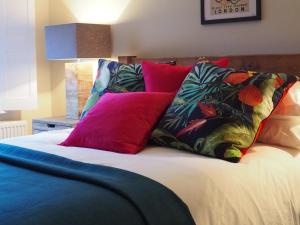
[152,63,297,163]
[80,59,144,119]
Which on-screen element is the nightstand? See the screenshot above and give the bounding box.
[32,117,79,134]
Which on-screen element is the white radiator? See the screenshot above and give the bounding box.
[0,121,27,139]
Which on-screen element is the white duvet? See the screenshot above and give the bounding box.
[1,129,300,225]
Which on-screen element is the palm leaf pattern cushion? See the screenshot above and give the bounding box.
[80,59,144,119]
[152,63,297,162]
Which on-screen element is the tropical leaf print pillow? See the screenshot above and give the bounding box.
[152,63,297,163]
[80,59,144,119]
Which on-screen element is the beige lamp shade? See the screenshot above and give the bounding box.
[45,23,112,60]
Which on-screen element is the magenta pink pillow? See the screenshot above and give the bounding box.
[142,61,193,92]
[60,92,174,154]
[142,58,229,93]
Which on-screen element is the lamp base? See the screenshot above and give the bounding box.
[65,62,94,120]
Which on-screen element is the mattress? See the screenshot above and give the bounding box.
[1,129,300,225]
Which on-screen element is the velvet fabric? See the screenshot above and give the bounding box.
[142,58,229,93]
[142,61,193,92]
[151,63,297,162]
[62,92,174,154]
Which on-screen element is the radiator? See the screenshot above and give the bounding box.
[0,121,27,139]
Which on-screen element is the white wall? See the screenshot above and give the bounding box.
[45,0,300,118]
[112,0,300,57]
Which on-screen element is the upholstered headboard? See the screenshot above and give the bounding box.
[118,54,300,76]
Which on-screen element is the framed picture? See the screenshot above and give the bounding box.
[201,0,261,24]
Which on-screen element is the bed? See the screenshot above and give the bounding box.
[1,54,300,225]
[1,128,300,225]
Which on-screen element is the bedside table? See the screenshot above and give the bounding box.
[32,117,79,134]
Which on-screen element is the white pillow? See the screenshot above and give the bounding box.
[273,82,300,116]
[259,82,300,149]
[258,116,300,150]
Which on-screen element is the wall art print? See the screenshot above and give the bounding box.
[201,0,261,24]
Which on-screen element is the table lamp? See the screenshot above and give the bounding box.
[45,23,112,119]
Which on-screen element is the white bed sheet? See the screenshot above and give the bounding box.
[1,129,300,225]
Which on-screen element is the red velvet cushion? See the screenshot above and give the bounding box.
[60,92,174,154]
[142,61,192,92]
[142,58,229,93]
[211,57,230,68]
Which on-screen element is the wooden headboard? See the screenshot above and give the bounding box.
[118,54,300,76]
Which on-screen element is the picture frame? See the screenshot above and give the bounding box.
[201,0,261,25]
